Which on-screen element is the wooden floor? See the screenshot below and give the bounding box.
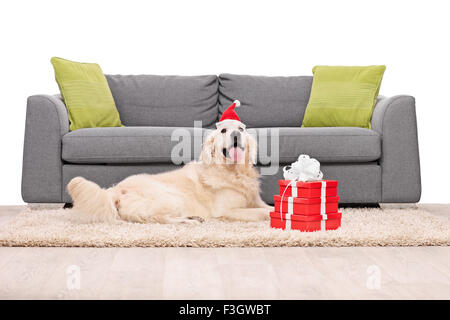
[0,204,449,300]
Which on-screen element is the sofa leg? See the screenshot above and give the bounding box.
[63,203,73,209]
[339,203,380,209]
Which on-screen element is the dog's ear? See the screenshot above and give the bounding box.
[246,134,257,165]
[200,131,216,165]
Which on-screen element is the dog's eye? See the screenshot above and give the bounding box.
[221,128,226,134]
[239,127,244,132]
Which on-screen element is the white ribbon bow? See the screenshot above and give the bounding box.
[283,154,323,182]
[280,154,324,229]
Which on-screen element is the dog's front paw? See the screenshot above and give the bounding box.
[180,216,205,225]
[260,210,271,221]
[183,219,201,225]
[187,216,205,223]
[250,210,270,222]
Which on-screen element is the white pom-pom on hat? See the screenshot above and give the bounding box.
[233,100,241,107]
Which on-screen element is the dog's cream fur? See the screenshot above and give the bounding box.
[67,120,272,224]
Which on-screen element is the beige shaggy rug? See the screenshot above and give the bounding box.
[0,207,449,247]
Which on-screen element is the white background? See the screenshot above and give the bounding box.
[0,0,449,204]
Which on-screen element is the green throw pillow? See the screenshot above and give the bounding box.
[302,65,386,128]
[51,57,122,131]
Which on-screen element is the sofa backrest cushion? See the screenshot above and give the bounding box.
[219,74,313,128]
[106,75,218,127]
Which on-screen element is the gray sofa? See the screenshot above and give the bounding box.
[22,74,421,205]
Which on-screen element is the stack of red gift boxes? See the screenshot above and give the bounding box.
[270,180,342,232]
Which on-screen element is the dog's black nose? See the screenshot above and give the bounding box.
[230,130,241,147]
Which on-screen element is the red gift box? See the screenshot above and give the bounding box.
[270,211,342,231]
[278,180,338,198]
[274,195,339,215]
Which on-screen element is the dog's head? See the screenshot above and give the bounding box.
[200,120,257,165]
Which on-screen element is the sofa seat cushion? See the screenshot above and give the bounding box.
[270,127,381,163]
[62,126,381,164]
[62,127,205,164]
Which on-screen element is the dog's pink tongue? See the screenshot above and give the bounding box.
[229,147,243,163]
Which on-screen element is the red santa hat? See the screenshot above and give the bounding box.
[217,100,241,126]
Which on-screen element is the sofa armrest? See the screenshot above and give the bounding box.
[22,95,69,202]
[371,95,421,202]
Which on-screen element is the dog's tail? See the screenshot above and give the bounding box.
[67,177,118,223]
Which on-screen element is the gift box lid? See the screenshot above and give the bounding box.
[274,195,339,204]
[270,211,342,222]
[278,180,338,188]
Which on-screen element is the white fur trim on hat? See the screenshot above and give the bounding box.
[233,100,241,107]
[215,119,245,128]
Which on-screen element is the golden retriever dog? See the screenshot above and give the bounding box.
[67,120,272,224]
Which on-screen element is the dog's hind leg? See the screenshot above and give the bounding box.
[157,216,202,225]
[117,192,194,224]
[116,192,156,223]
[219,208,270,222]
